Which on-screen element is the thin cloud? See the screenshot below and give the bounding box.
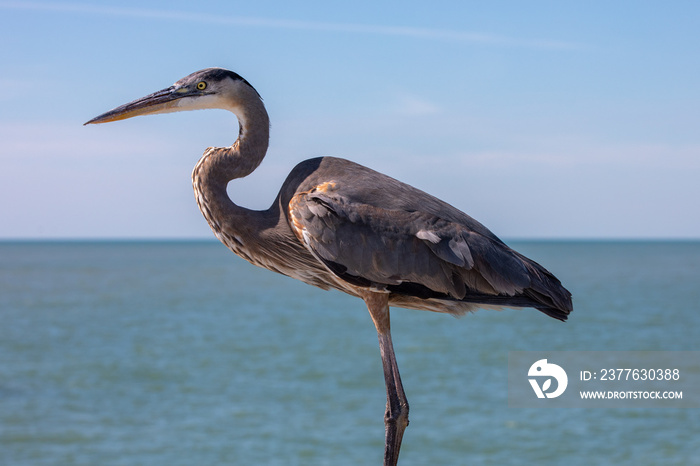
[393,93,442,117]
[457,143,700,170]
[1,1,582,50]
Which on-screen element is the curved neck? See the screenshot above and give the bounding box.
[192,88,271,260]
[196,92,270,186]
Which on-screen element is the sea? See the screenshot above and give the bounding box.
[1,240,699,465]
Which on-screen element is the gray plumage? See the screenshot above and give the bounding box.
[285,157,571,320]
[86,68,573,466]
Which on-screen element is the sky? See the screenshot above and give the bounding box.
[1,1,699,239]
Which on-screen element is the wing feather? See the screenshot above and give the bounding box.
[289,181,535,300]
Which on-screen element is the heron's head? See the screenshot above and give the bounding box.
[85,68,260,125]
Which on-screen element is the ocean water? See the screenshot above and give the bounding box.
[1,240,699,465]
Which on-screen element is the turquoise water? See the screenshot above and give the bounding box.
[1,241,699,465]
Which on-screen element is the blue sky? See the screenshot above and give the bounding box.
[1,1,699,239]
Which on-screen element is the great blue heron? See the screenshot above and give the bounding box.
[86,68,572,465]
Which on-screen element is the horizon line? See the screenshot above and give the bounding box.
[2,237,698,243]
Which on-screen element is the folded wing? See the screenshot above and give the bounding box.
[288,179,572,321]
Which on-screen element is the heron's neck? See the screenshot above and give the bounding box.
[195,97,270,184]
[192,96,270,257]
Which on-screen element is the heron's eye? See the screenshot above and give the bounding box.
[196,81,207,90]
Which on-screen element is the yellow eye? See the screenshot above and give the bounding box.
[196,81,207,90]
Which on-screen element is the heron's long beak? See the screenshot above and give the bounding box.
[84,86,187,125]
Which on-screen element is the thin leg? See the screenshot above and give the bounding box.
[377,329,409,466]
[364,293,409,466]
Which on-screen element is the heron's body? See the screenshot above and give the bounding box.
[200,153,570,319]
[87,68,572,465]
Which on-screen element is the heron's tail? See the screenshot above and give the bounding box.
[458,254,573,321]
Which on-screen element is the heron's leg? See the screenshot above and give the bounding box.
[363,292,409,466]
